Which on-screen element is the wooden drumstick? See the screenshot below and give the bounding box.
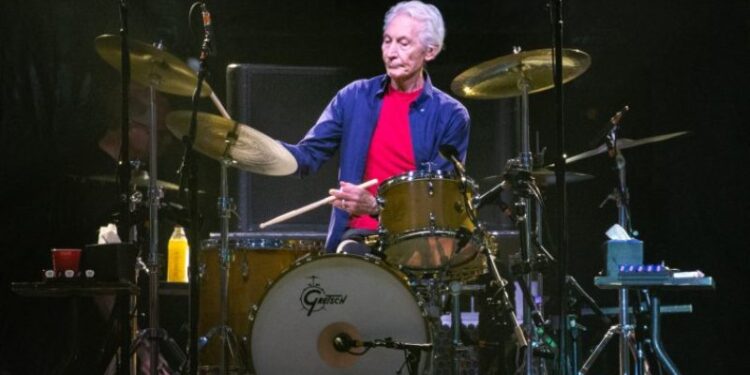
[210,91,232,120]
[259,179,378,229]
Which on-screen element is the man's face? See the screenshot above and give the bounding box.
[382,14,437,85]
[127,89,171,161]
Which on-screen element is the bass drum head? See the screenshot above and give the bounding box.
[250,254,431,374]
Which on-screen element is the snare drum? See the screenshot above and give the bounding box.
[249,254,433,374]
[198,231,324,369]
[378,170,482,275]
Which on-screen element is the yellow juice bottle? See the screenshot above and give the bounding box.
[167,225,189,283]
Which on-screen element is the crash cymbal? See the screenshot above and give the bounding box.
[85,171,180,191]
[451,48,591,99]
[532,168,594,186]
[564,131,689,164]
[95,34,212,97]
[165,111,297,176]
[483,168,594,187]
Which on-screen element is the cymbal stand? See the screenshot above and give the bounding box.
[510,69,551,375]
[578,123,644,375]
[196,126,249,374]
[132,81,185,375]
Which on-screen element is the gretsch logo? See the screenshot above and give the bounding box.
[300,276,348,316]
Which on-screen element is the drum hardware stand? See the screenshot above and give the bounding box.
[504,64,552,375]
[196,128,251,374]
[578,112,648,375]
[448,281,485,375]
[477,231,528,350]
[180,3,215,373]
[130,80,186,375]
[442,146,527,374]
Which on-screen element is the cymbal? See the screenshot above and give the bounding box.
[483,168,594,187]
[165,111,297,176]
[451,48,591,99]
[564,131,689,164]
[94,34,212,97]
[85,171,180,191]
[532,168,594,186]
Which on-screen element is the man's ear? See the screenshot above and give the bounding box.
[425,46,439,61]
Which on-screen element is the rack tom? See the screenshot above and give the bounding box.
[378,170,482,276]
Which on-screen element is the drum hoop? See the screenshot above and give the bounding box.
[383,230,481,269]
[378,170,477,196]
[247,253,432,371]
[201,237,325,252]
[382,228,464,243]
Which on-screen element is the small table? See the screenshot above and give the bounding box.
[11,280,139,375]
[582,276,715,375]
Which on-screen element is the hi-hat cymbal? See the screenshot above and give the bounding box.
[563,131,689,165]
[531,168,594,186]
[451,48,591,99]
[95,34,212,97]
[483,168,594,187]
[165,111,297,176]
[85,171,180,191]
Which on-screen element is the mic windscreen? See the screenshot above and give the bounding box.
[438,144,459,161]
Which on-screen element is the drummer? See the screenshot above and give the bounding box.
[281,0,470,253]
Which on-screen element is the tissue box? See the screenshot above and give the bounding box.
[602,239,643,277]
[81,243,138,282]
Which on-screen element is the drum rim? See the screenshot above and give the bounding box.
[381,230,483,271]
[201,237,325,251]
[247,253,432,374]
[378,169,473,193]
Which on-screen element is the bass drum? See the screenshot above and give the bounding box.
[199,231,324,369]
[249,254,433,374]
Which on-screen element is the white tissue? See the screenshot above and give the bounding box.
[605,224,632,240]
[98,223,121,244]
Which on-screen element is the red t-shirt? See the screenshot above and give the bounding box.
[349,87,422,230]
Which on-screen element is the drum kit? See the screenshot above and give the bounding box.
[94,30,689,375]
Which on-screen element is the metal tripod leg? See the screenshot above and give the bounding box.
[578,288,639,375]
[578,324,620,374]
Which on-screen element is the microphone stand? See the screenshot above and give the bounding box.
[117,0,132,241]
[115,2,133,375]
[548,1,570,374]
[180,6,210,373]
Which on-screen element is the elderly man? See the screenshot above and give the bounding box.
[282,1,470,253]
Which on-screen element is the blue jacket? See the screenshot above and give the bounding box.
[281,73,470,251]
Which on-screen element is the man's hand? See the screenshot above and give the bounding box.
[329,181,379,216]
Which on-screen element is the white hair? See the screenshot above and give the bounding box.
[384,1,445,54]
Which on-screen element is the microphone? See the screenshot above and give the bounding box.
[473,179,510,210]
[587,105,630,148]
[333,333,359,352]
[438,144,465,175]
[199,1,216,55]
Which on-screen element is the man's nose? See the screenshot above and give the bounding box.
[384,43,398,57]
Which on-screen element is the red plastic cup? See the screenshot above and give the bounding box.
[51,248,82,276]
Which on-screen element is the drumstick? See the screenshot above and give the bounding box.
[259,179,378,229]
[210,91,232,119]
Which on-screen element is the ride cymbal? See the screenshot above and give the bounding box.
[562,131,690,165]
[451,48,591,99]
[95,34,212,97]
[165,111,297,176]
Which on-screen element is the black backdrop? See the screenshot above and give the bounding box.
[1,0,748,374]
